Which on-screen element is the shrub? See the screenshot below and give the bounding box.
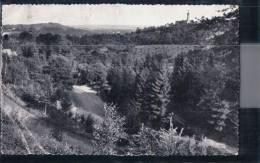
[50,127,63,142]
[92,104,127,155]
[156,116,232,155]
[130,123,159,155]
[129,116,234,155]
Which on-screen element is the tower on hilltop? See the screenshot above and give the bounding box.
[186,10,190,23]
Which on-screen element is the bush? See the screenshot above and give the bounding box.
[157,125,208,155]
[92,104,127,155]
[130,124,159,155]
[129,116,234,155]
[40,134,79,154]
[50,127,63,142]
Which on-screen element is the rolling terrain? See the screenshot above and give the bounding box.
[1,86,103,154]
[3,23,90,36]
[1,87,237,155]
[1,7,239,154]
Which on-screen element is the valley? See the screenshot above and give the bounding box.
[1,6,239,155]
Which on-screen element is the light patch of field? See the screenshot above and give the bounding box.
[70,85,104,125]
[73,85,97,94]
[71,85,104,117]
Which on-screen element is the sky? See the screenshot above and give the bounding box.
[3,5,234,26]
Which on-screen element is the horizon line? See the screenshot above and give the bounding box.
[3,22,165,27]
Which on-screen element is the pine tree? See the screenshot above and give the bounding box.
[134,68,149,123]
[148,62,171,129]
[199,89,230,132]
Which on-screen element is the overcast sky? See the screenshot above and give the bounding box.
[3,5,234,26]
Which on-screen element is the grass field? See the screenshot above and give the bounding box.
[70,85,104,123]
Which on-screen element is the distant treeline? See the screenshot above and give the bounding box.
[4,7,238,46]
[66,10,238,45]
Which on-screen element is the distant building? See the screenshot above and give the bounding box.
[99,46,108,53]
[187,10,190,23]
[175,10,190,25]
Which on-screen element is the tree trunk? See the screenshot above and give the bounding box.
[44,103,47,116]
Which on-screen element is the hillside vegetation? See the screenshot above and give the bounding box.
[1,6,239,155]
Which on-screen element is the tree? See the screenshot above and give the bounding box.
[36,33,61,45]
[169,52,206,129]
[134,67,150,123]
[47,55,74,89]
[92,104,127,155]
[198,78,231,132]
[19,31,33,41]
[21,46,34,57]
[106,64,123,103]
[148,61,171,129]
[3,33,9,41]
[3,56,29,86]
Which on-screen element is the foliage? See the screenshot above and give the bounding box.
[77,62,108,90]
[92,104,127,155]
[157,116,207,155]
[148,60,171,129]
[21,46,34,57]
[130,124,159,155]
[50,127,63,142]
[19,31,33,41]
[83,114,95,133]
[169,45,239,146]
[128,115,233,155]
[47,55,74,89]
[2,5,239,154]
[134,68,149,123]
[2,55,29,85]
[55,89,72,112]
[106,60,136,114]
[36,33,61,45]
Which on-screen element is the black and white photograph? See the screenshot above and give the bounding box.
[1,4,239,155]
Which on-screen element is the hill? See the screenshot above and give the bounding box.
[1,86,95,154]
[74,25,140,34]
[3,23,90,36]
